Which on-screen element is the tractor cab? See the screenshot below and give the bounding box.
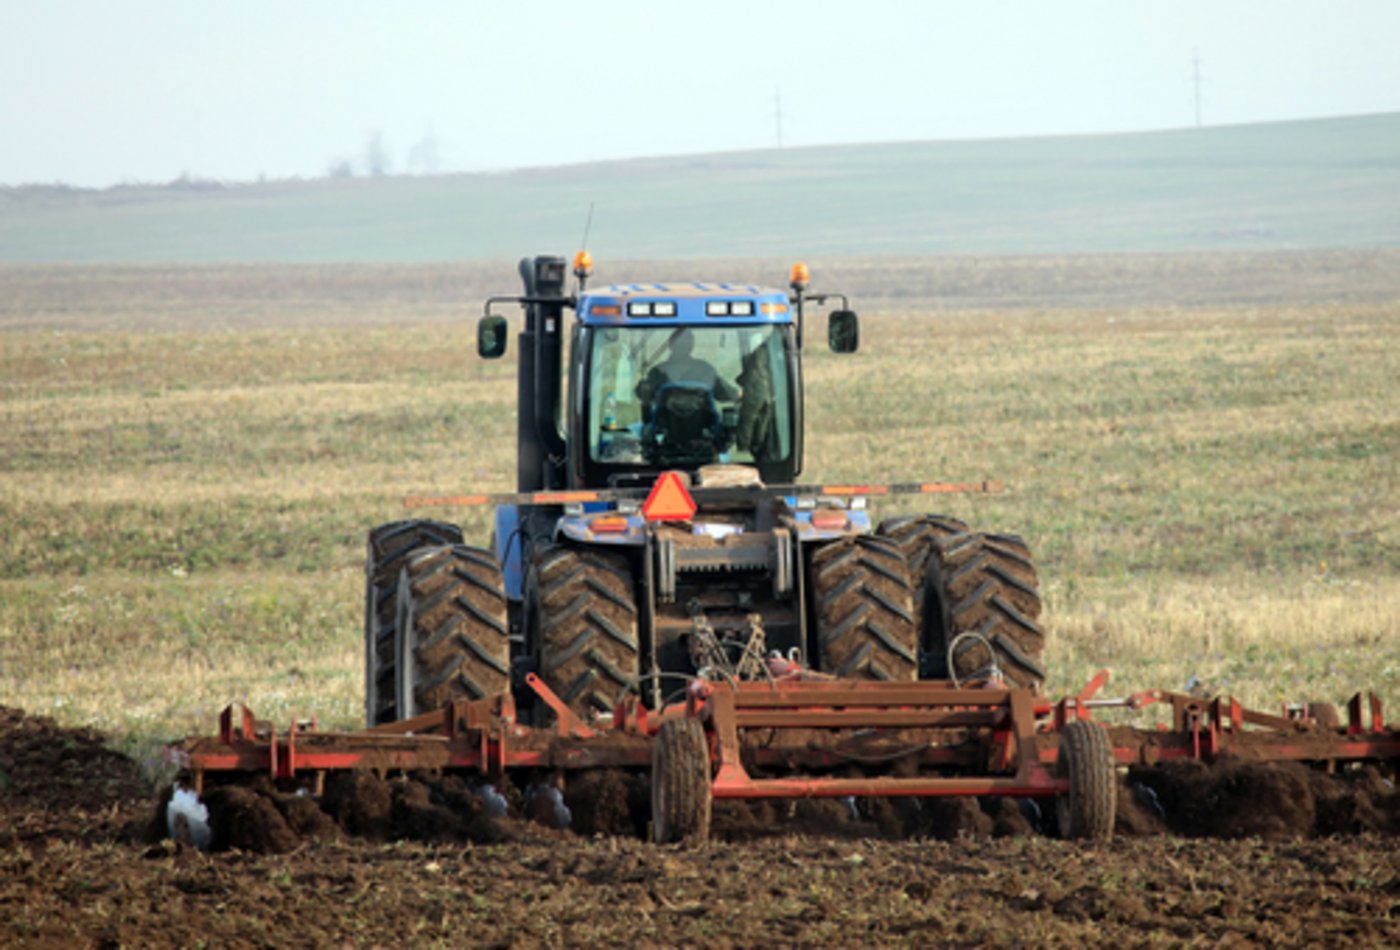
[478,253,857,493]
[573,290,799,486]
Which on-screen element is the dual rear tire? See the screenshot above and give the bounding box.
[878,515,1047,691]
[366,512,1043,716]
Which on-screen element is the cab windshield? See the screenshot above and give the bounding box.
[586,324,792,470]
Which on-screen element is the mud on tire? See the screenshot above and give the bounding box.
[392,545,511,719]
[933,530,1045,689]
[886,518,1046,690]
[530,547,640,720]
[811,535,918,680]
[876,514,969,677]
[364,520,464,726]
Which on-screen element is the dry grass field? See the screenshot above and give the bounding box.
[1,251,1397,767]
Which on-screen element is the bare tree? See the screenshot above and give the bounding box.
[364,131,391,177]
[407,124,441,175]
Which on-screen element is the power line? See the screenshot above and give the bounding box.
[774,86,785,149]
[1192,48,1205,128]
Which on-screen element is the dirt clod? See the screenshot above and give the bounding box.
[203,785,300,854]
[565,769,644,836]
[1129,758,1400,839]
[321,770,393,838]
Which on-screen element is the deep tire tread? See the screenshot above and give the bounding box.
[532,547,641,720]
[395,544,511,718]
[812,536,918,681]
[364,519,465,726]
[878,514,1046,689]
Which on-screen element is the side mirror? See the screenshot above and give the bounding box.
[477,315,508,359]
[828,310,859,353]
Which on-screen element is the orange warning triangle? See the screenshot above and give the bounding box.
[642,470,697,522]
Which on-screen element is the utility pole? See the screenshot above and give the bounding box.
[774,86,785,149]
[1192,48,1204,128]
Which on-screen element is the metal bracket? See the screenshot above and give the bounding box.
[525,672,597,739]
[656,535,677,603]
[771,527,794,598]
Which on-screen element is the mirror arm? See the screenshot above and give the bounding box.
[801,292,850,310]
[481,293,577,318]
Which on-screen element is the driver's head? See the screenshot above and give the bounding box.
[673,329,695,358]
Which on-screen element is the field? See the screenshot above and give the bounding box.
[2,250,1399,945]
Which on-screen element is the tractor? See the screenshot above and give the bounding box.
[363,254,1046,728]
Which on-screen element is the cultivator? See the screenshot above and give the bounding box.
[168,670,1400,845]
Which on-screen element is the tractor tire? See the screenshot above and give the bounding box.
[650,717,712,845]
[811,535,918,680]
[1055,718,1116,841]
[391,544,510,720]
[875,514,969,678]
[927,529,1046,690]
[364,519,463,726]
[529,547,640,720]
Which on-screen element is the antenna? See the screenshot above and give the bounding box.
[579,201,595,251]
[573,203,596,293]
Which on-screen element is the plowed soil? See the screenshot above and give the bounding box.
[3,706,1399,948]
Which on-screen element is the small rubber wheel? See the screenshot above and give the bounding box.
[1306,702,1340,730]
[1055,719,1116,841]
[651,718,712,845]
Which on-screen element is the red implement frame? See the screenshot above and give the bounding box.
[702,680,1062,799]
[167,673,1400,798]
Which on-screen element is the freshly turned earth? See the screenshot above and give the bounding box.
[2,706,1398,947]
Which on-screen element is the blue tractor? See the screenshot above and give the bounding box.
[364,255,1045,726]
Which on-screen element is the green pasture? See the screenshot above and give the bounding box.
[3,113,1399,263]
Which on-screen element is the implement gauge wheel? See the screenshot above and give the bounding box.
[1055,719,1117,841]
[1306,701,1341,730]
[651,717,712,845]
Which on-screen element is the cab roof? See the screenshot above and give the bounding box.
[576,283,793,327]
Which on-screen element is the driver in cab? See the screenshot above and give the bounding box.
[635,329,739,406]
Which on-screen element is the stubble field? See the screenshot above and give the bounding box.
[1,250,1398,946]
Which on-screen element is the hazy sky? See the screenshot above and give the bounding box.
[3,1,1398,187]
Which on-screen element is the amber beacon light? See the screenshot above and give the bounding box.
[789,261,810,292]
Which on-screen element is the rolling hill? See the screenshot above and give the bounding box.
[1,113,1397,263]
